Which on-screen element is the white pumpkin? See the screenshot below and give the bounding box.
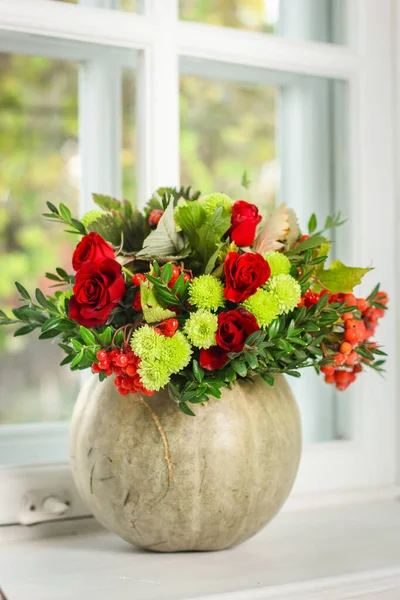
[70,374,301,552]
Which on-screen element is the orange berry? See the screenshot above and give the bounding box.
[343,312,353,321]
[333,353,346,366]
[340,342,352,354]
[376,291,388,305]
[343,294,357,307]
[345,351,358,366]
[356,298,368,312]
[321,364,335,375]
[344,329,358,344]
[324,374,335,384]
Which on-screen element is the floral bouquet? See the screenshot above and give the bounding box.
[0,188,387,416]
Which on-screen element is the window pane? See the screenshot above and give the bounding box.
[180,76,278,215]
[122,69,136,203]
[50,0,139,11]
[0,54,80,425]
[180,72,349,443]
[180,0,346,44]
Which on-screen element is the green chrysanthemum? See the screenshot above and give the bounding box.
[200,193,233,216]
[130,325,164,360]
[189,275,225,311]
[241,289,280,327]
[138,360,171,391]
[183,309,218,349]
[268,274,301,314]
[264,251,291,277]
[162,331,193,373]
[80,209,104,228]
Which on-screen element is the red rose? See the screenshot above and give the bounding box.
[217,309,259,353]
[224,252,271,303]
[72,232,115,271]
[199,346,229,371]
[228,200,262,247]
[199,308,259,371]
[69,258,125,327]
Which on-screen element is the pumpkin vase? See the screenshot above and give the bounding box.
[69,373,301,552]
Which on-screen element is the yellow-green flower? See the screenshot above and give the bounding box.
[241,289,280,327]
[200,193,233,216]
[264,251,291,277]
[189,275,225,311]
[130,325,164,360]
[162,332,193,373]
[184,309,218,349]
[268,274,301,314]
[138,360,170,391]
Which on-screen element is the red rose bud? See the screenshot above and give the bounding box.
[199,346,229,371]
[148,209,164,229]
[228,200,262,247]
[216,308,259,353]
[68,258,125,327]
[72,232,115,271]
[224,252,271,303]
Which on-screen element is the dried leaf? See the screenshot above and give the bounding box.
[254,203,291,254]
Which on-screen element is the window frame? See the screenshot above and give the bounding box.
[0,0,397,524]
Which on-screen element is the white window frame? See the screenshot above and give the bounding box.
[0,0,397,525]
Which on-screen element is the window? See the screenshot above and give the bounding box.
[0,0,396,523]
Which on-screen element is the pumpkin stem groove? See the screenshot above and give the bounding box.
[138,396,173,488]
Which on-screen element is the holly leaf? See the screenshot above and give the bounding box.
[318,260,372,293]
[137,199,185,258]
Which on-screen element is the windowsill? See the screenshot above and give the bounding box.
[1,497,400,599]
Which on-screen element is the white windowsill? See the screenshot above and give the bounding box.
[1,497,400,600]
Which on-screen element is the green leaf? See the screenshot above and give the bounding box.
[245,330,263,346]
[70,350,84,369]
[241,170,251,189]
[308,213,317,234]
[71,218,87,234]
[268,319,280,339]
[15,282,31,301]
[245,353,259,369]
[41,317,63,333]
[71,338,84,352]
[161,263,173,284]
[14,324,39,336]
[59,203,72,222]
[137,199,185,258]
[38,329,60,340]
[92,193,121,211]
[178,401,196,417]
[46,201,59,214]
[289,234,326,254]
[35,288,47,308]
[192,359,204,382]
[99,327,112,346]
[80,326,96,345]
[261,373,275,387]
[60,354,74,366]
[232,361,247,377]
[45,272,62,282]
[318,260,372,294]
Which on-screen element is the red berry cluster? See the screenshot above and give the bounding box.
[92,348,154,397]
[298,288,328,308]
[319,292,387,391]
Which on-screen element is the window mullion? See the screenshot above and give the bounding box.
[136,0,179,207]
[79,0,122,212]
